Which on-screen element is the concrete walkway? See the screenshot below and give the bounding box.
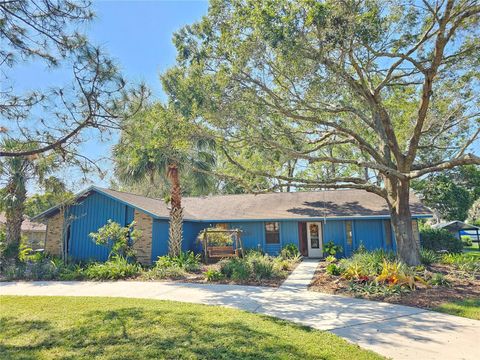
[279,258,320,291]
[1,277,479,359]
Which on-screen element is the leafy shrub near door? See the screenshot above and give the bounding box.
[280,243,300,259]
[324,241,343,256]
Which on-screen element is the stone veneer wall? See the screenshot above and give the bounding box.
[133,209,153,265]
[45,212,64,256]
[24,231,47,250]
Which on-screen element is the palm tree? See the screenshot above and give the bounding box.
[0,140,56,259]
[113,103,215,256]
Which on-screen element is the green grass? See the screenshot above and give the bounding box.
[433,299,480,320]
[0,296,383,360]
[463,246,480,259]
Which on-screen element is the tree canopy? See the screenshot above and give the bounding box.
[412,165,480,221]
[163,0,480,265]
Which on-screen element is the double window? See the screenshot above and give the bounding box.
[265,222,280,244]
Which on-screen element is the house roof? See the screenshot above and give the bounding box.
[0,213,46,232]
[432,221,480,231]
[33,185,432,222]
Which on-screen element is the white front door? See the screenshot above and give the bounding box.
[307,222,323,258]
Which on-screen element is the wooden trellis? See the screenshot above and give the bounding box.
[200,228,244,263]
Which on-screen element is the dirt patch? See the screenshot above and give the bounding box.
[309,262,480,310]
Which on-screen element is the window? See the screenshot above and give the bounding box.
[383,220,392,247]
[265,222,280,244]
[216,223,228,230]
[345,221,353,245]
[309,223,320,248]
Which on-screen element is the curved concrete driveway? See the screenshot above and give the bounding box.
[1,280,478,360]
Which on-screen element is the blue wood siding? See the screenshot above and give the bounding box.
[151,219,169,262]
[68,191,134,262]
[353,219,385,252]
[280,221,299,247]
[63,189,411,263]
[151,220,208,262]
[323,220,347,257]
[183,222,208,253]
[227,222,265,252]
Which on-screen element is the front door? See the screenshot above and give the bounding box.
[307,222,323,258]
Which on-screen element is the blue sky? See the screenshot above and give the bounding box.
[13,1,209,190]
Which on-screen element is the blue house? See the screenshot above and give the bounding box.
[35,186,431,264]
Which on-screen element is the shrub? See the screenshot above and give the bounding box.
[339,250,395,278]
[143,265,187,280]
[204,268,224,281]
[273,257,292,271]
[420,228,463,253]
[441,253,480,277]
[198,228,233,246]
[429,273,451,287]
[326,263,342,276]
[420,248,439,266]
[89,220,141,259]
[217,251,298,283]
[461,235,473,247]
[247,253,275,280]
[347,282,409,297]
[325,255,337,263]
[375,260,425,290]
[355,242,367,254]
[58,264,85,280]
[155,251,201,272]
[324,241,343,256]
[219,257,251,281]
[280,243,300,259]
[338,250,426,294]
[83,257,142,280]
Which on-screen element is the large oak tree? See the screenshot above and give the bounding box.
[163,0,480,265]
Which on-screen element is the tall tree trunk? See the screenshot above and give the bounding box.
[5,175,27,260]
[385,177,421,266]
[167,163,183,256]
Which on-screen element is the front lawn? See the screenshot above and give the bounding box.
[433,299,480,320]
[0,296,382,360]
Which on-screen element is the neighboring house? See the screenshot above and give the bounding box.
[0,213,47,250]
[33,186,431,265]
[432,220,480,244]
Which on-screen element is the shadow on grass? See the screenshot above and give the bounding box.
[0,306,326,360]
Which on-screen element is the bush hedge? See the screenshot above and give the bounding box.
[420,228,463,253]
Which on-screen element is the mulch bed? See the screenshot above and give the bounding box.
[309,261,480,310]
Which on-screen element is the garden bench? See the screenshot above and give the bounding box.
[207,246,236,259]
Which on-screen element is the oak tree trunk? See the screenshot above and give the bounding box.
[385,177,421,266]
[167,163,183,256]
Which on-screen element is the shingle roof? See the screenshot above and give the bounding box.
[432,221,480,231]
[96,187,431,221]
[33,186,432,221]
[0,213,46,232]
[99,187,171,218]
